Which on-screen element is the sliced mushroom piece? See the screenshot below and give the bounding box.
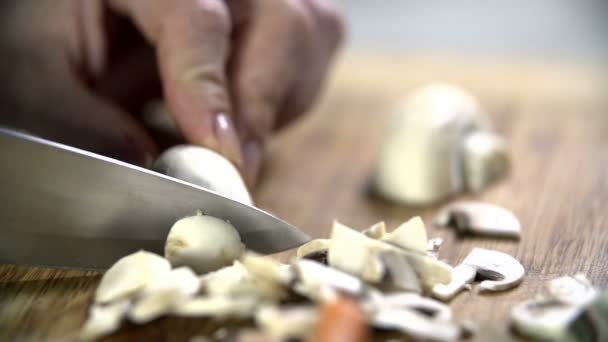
[436,201,521,239]
[328,221,452,289]
[142,266,200,296]
[255,305,318,340]
[462,248,525,292]
[328,221,386,282]
[373,307,461,341]
[511,299,584,340]
[95,250,171,304]
[201,261,286,302]
[382,216,428,253]
[546,274,598,306]
[293,259,365,301]
[432,264,477,301]
[362,221,388,239]
[378,250,422,293]
[240,252,293,286]
[372,293,453,322]
[296,239,330,261]
[173,296,258,318]
[79,299,131,340]
[128,267,201,324]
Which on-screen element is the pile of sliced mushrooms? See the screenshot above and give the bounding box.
[75,206,532,341]
[78,84,606,341]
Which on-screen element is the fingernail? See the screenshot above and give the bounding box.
[242,139,263,188]
[212,112,243,167]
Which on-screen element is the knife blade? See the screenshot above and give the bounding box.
[0,128,310,269]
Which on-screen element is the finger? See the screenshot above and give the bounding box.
[274,0,345,130]
[228,0,307,184]
[108,0,242,167]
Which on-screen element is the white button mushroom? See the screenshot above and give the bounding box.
[153,145,253,206]
[165,212,245,274]
[375,83,509,205]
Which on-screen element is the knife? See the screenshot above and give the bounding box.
[0,128,310,269]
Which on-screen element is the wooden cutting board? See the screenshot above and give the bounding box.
[1,53,607,341]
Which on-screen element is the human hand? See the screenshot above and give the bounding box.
[0,0,344,185]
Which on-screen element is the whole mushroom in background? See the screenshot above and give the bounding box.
[374,83,509,206]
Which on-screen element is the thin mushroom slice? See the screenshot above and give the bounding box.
[293,259,365,301]
[432,264,477,301]
[546,274,598,306]
[95,250,171,304]
[511,299,584,340]
[373,307,461,341]
[462,248,525,292]
[79,299,131,340]
[173,296,258,318]
[436,201,521,239]
[372,293,453,322]
[255,305,318,340]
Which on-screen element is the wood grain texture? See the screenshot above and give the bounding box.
[1,53,607,341]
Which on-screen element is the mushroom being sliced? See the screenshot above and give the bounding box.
[436,201,521,239]
[462,248,524,292]
[95,250,171,304]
